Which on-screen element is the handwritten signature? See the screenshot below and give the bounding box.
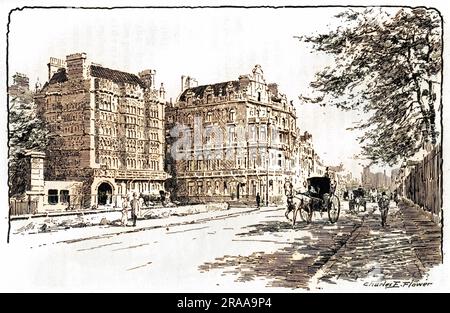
[363,280,432,288]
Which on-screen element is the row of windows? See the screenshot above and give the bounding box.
[47,189,69,205]
[99,112,118,122]
[180,153,288,171]
[149,132,159,140]
[149,109,159,118]
[99,126,117,136]
[125,105,144,115]
[99,157,160,171]
[62,112,84,122]
[187,181,230,196]
[62,124,83,134]
[125,116,144,125]
[148,119,159,128]
[127,129,142,139]
[185,91,236,106]
[182,109,237,125]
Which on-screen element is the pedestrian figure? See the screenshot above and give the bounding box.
[378,191,390,227]
[256,193,261,208]
[131,192,141,227]
[393,190,399,206]
[121,195,129,226]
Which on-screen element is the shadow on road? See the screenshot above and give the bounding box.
[199,201,442,290]
[199,214,362,290]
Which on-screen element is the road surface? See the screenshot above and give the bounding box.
[1,200,441,292]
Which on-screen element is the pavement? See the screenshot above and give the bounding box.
[314,199,442,288]
[9,205,259,248]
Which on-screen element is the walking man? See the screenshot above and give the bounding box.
[131,192,140,227]
[378,191,390,227]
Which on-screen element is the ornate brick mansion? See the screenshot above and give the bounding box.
[165,65,298,204]
[34,53,168,208]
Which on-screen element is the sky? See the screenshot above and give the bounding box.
[8,7,390,178]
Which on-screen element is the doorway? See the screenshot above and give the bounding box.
[98,182,113,205]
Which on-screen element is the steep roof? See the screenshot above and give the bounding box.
[90,65,146,88]
[45,65,146,89]
[49,68,68,84]
[178,81,240,101]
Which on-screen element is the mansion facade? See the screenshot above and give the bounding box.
[35,53,168,208]
[165,65,297,204]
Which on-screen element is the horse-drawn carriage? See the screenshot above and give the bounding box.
[348,187,367,212]
[288,176,341,224]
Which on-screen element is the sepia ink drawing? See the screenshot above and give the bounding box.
[1,3,447,293]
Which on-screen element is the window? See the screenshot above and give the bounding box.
[48,189,58,204]
[206,112,213,122]
[259,125,267,141]
[257,92,261,102]
[249,125,257,142]
[229,109,236,121]
[228,126,236,144]
[60,190,70,204]
[188,182,195,196]
[215,182,219,194]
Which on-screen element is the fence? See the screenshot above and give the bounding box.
[9,196,39,216]
[402,145,442,218]
[9,192,167,216]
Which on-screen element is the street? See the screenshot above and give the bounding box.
[1,200,442,292]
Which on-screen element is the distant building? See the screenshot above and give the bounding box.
[361,166,391,190]
[35,52,169,209]
[166,65,297,204]
[292,130,327,190]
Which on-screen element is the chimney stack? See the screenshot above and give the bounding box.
[47,57,66,80]
[138,69,156,89]
[66,52,88,80]
[181,75,198,92]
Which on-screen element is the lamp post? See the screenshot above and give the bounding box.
[266,118,271,207]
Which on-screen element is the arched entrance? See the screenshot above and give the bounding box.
[98,182,113,205]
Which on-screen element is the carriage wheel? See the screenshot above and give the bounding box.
[299,203,312,224]
[327,195,340,223]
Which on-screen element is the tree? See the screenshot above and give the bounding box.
[298,8,442,165]
[8,89,48,195]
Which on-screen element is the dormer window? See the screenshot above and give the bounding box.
[206,94,213,104]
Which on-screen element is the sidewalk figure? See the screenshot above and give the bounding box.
[378,191,390,227]
[393,190,399,206]
[256,193,261,208]
[121,195,129,226]
[284,179,295,221]
[160,190,166,206]
[131,192,141,227]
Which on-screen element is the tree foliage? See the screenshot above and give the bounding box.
[9,89,48,176]
[298,8,442,165]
